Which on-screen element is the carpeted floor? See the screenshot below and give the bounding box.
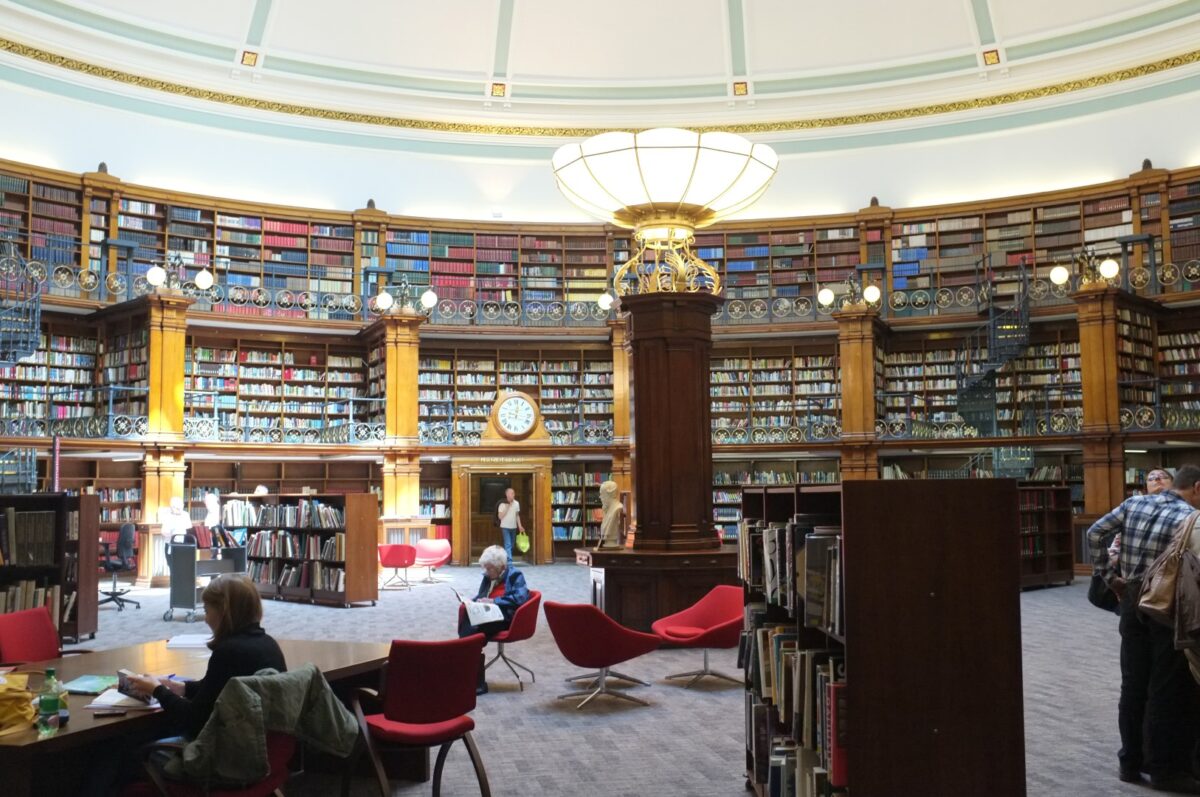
[74,566,1136,796]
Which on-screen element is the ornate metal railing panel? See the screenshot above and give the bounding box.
[0,448,36,493]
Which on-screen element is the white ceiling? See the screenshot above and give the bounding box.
[0,0,1199,222]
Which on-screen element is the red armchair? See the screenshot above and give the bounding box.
[651,584,743,688]
[0,606,88,664]
[378,543,417,591]
[414,538,452,584]
[544,601,661,709]
[484,590,541,690]
[347,635,491,797]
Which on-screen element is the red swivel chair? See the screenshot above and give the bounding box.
[347,635,491,797]
[378,543,417,590]
[414,538,452,584]
[544,601,661,709]
[485,590,541,690]
[651,584,743,688]
[0,606,89,664]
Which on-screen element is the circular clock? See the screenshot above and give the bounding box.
[495,393,537,439]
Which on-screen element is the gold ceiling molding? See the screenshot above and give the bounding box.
[2,37,1200,136]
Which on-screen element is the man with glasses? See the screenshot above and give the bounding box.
[1110,470,1176,566]
[1088,463,1200,792]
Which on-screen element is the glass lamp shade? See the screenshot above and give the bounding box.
[420,288,438,310]
[817,287,836,306]
[552,128,779,228]
[1049,265,1071,285]
[1099,257,1120,279]
[597,292,614,310]
[862,284,881,303]
[374,290,395,311]
[194,268,214,290]
[145,264,167,287]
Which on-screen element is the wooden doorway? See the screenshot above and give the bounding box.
[468,472,532,562]
[450,457,552,566]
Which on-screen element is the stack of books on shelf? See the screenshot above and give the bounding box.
[739,515,847,796]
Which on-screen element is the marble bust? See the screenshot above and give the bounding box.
[595,480,624,550]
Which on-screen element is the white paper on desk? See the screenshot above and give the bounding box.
[166,634,213,649]
[450,587,503,625]
[85,689,160,710]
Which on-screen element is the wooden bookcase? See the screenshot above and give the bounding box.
[0,493,98,644]
[718,460,840,540]
[222,492,378,608]
[418,461,451,539]
[549,461,611,558]
[741,480,1024,796]
[1018,485,1074,588]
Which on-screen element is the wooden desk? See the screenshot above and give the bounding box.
[0,639,390,796]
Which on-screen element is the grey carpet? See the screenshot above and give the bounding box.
[73,567,1135,795]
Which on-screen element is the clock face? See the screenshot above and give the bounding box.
[496,394,537,438]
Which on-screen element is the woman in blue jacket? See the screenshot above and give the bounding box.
[458,544,530,694]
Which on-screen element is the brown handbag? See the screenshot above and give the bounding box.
[1175,548,1200,649]
[1139,510,1200,627]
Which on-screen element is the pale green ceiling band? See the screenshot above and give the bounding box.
[1008,0,1200,61]
[493,0,515,79]
[246,0,273,48]
[262,55,484,96]
[970,0,996,46]
[728,0,747,77]
[9,0,237,61]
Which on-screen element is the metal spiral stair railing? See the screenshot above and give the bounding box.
[0,240,43,365]
[0,448,36,494]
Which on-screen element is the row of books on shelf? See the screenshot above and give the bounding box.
[552,525,596,541]
[742,609,847,795]
[739,518,844,635]
[248,559,346,592]
[221,499,345,529]
[0,581,69,626]
[246,529,347,560]
[192,526,243,548]
[0,508,59,567]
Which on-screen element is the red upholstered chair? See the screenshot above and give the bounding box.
[651,584,743,688]
[347,635,490,797]
[0,606,88,664]
[122,733,297,797]
[543,601,661,708]
[378,543,417,590]
[414,538,452,584]
[485,590,541,690]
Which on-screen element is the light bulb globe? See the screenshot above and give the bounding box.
[375,290,394,311]
[194,268,214,290]
[1099,257,1120,280]
[862,284,881,303]
[597,292,614,311]
[420,288,438,310]
[817,287,835,306]
[1049,265,1070,286]
[146,264,167,287]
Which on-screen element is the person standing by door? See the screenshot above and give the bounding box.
[497,486,524,564]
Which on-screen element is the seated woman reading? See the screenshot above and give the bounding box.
[458,544,530,694]
[128,573,286,738]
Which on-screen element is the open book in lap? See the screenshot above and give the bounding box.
[451,587,504,626]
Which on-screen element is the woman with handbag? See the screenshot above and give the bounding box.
[497,487,526,564]
[457,545,531,695]
[1087,463,1200,792]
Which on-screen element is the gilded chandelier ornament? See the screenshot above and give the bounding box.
[613,229,721,295]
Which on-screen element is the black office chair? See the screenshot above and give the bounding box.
[98,522,140,611]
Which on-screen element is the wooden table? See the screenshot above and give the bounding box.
[0,638,391,796]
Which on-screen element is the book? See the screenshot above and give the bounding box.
[63,674,118,695]
[85,688,160,710]
[166,634,212,649]
[450,587,503,625]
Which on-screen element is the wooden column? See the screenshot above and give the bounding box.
[145,293,193,441]
[623,292,720,550]
[137,448,186,587]
[836,302,885,480]
[584,292,737,632]
[1073,285,1125,518]
[609,321,635,532]
[363,313,424,445]
[381,451,421,517]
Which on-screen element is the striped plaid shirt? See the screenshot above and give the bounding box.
[1087,491,1196,582]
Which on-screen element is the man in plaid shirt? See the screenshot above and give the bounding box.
[1088,463,1200,792]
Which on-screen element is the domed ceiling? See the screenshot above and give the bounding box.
[1,0,1200,220]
